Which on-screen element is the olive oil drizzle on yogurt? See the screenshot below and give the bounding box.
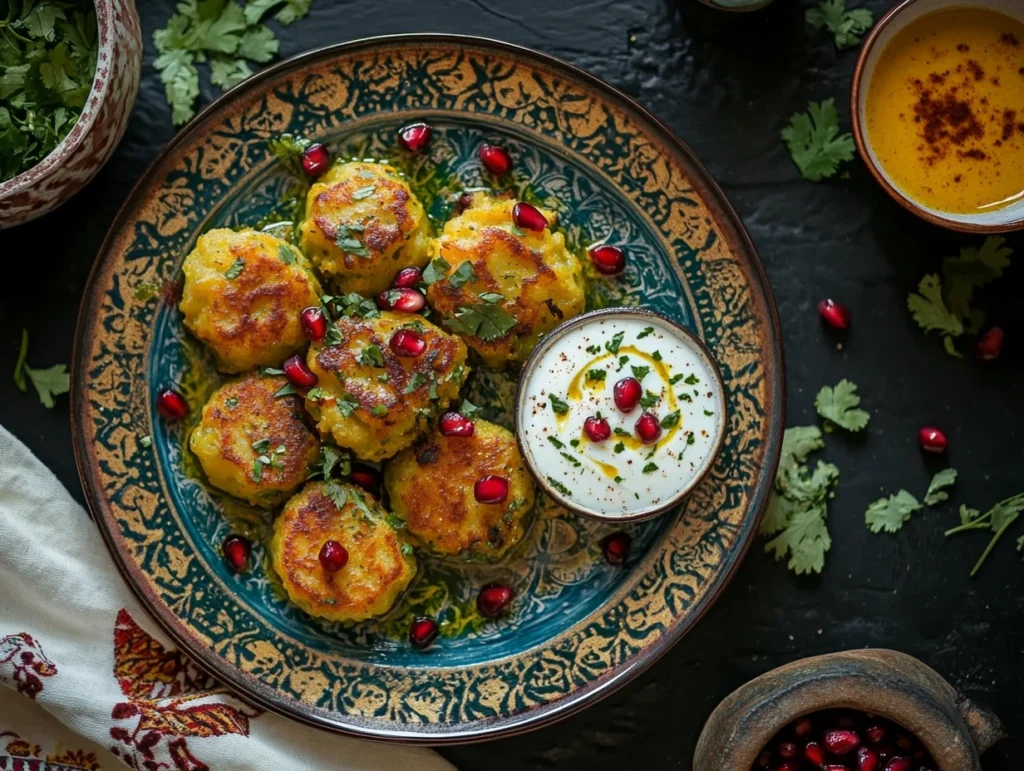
[520,315,723,517]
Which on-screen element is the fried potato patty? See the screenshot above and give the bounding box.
[189,373,321,507]
[299,162,432,295]
[383,419,535,561]
[304,311,469,462]
[179,228,322,374]
[270,481,417,622]
[425,193,585,368]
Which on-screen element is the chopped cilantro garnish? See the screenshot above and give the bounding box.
[547,476,573,497]
[669,373,685,385]
[421,256,451,285]
[278,243,297,264]
[225,396,239,408]
[460,399,480,417]
[448,260,477,289]
[404,372,428,394]
[224,257,245,279]
[642,462,658,474]
[703,408,714,416]
[613,475,624,483]
[814,379,869,432]
[547,436,565,449]
[660,411,680,429]
[805,0,874,50]
[371,404,387,417]
[613,442,625,454]
[651,350,662,362]
[400,542,414,556]
[613,427,631,437]
[631,365,650,382]
[586,369,607,382]
[616,355,629,371]
[479,292,504,304]
[443,303,518,341]
[12,329,69,409]
[549,394,570,414]
[684,373,699,385]
[352,185,376,200]
[358,344,384,368]
[636,326,654,339]
[639,391,659,410]
[585,344,601,354]
[560,451,581,468]
[274,382,300,398]
[139,435,153,448]
[780,98,855,182]
[604,331,625,355]
[336,394,359,417]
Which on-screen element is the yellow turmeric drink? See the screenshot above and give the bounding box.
[866,8,1024,214]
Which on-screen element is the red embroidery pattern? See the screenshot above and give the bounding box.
[108,610,260,771]
[0,633,57,700]
[0,730,101,770]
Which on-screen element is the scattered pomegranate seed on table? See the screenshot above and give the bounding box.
[156,389,189,420]
[634,411,662,444]
[378,287,426,313]
[512,201,547,231]
[397,122,431,153]
[299,306,327,342]
[589,244,626,275]
[348,465,380,494]
[408,616,438,649]
[613,377,642,412]
[476,584,514,618]
[818,298,851,330]
[392,266,422,288]
[300,143,330,177]
[474,475,509,504]
[918,426,948,454]
[389,328,426,357]
[282,354,318,388]
[439,412,475,437]
[976,326,1003,361]
[479,143,512,175]
[222,535,250,572]
[318,540,348,572]
[750,710,937,771]
[583,415,611,442]
[600,532,631,565]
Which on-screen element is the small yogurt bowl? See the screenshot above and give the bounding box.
[514,307,727,523]
[851,0,1024,233]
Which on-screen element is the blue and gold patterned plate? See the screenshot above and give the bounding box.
[72,34,784,743]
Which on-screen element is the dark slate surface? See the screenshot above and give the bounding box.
[0,1,1020,767]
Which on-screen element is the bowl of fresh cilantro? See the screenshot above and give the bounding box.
[0,0,141,228]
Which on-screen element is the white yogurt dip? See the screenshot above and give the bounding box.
[516,310,725,519]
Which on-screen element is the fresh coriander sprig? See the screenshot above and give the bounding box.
[814,379,869,432]
[781,99,855,182]
[805,0,874,50]
[945,493,1024,577]
[12,329,70,409]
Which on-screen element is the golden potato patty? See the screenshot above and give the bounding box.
[271,481,417,622]
[304,311,468,462]
[299,161,432,295]
[425,193,585,368]
[383,419,535,561]
[189,373,321,507]
[179,228,322,374]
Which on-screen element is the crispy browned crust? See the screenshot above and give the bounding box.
[384,420,535,560]
[311,176,411,266]
[271,482,416,620]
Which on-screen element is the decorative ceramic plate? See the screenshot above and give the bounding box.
[72,34,784,743]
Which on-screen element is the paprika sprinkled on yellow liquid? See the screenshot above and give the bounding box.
[866,8,1024,214]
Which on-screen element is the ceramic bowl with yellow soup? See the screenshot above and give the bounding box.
[853,0,1024,232]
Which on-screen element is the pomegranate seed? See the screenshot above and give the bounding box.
[776,765,799,771]
[857,747,879,771]
[477,584,514,617]
[300,306,327,342]
[589,244,626,275]
[390,328,426,357]
[475,475,509,504]
[918,426,947,454]
[378,287,426,313]
[392,266,421,289]
[156,389,189,420]
[479,143,512,175]
[318,540,348,572]
[454,192,473,214]
[409,616,438,649]
[512,201,547,231]
[866,726,886,744]
[794,719,814,738]
[883,759,910,771]
[397,122,431,153]
[778,742,798,759]
[601,532,631,565]
[818,298,852,330]
[804,741,825,765]
[823,766,849,771]
[282,354,318,388]
[222,535,250,572]
[583,415,611,442]
[300,143,330,177]
[348,465,380,494]
[976,326,1003,360]
[613,377,642,412]
[825,730,861,755]
[439,412,475,437]
[635,412,662,444]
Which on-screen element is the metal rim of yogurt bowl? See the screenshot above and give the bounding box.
[513,306,729,524]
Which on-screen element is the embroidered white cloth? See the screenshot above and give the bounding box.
[0,425,451,771]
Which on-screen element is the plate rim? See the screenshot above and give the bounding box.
[70,32,786,744]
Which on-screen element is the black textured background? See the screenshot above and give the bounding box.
[0,1,1021,768]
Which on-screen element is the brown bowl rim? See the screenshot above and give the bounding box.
[850,0,1024,234]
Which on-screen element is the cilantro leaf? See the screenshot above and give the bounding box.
[209,56,253,89]
[604,331,625,355]
[660,410,680,429]
[443,303,518,341]
[549,394,570,414]
[806,0,874,50]
[357,344,384,368]
[12,329,69,409]
[907,274,964,341]
[865,490,922,534]
[945,493,1024,576]
[924,468,957,506]
[942,237,1012,321]
[422,256,451,285]
[781,98,855,182]
[447,261,477,289]
[814,379,870,432]
[765,503,831,575]
[224,257,245,279]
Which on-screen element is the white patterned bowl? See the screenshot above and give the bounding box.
[0,0,141,229]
